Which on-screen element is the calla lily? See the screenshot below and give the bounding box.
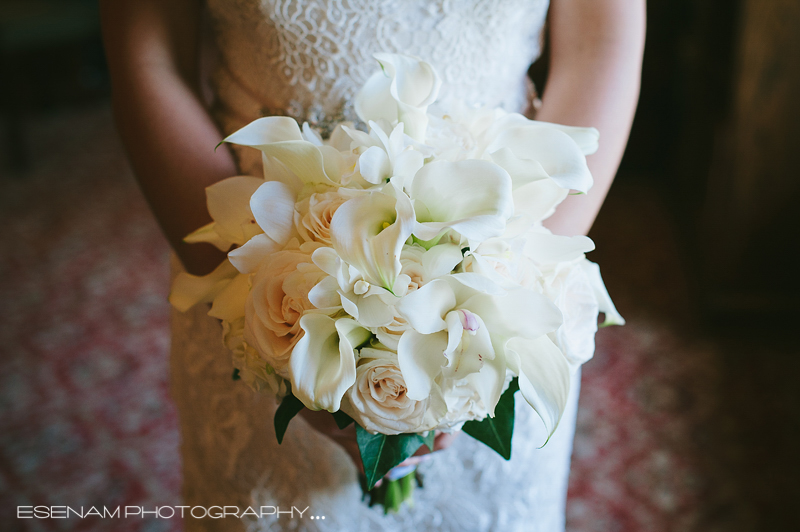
[223,116,304,147]
[582,260,625,327]
[208,272,251,322]
[169,259,241,312]
[487,126,594,193]
[224,115,344,192]
[355,53,442,141]
[226,181,299,274]
[485,113,600,156]
[250,181,295,245]
[289,315,370,412]
[411,160,514,243]
[522,232,595,265]
[184,176,264,251]
[329,189,415,292]
[505,335,571,443]
[397,329,448,401]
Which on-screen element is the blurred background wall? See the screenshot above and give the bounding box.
[1,0,798,531]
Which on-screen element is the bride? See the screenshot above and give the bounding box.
[100,1,644,530]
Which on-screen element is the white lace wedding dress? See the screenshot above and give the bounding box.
[170,1,583,531]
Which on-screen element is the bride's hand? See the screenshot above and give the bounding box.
[298,409,457,473]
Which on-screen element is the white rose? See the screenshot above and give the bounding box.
[294,191,349,245]
[435,375,500,432]
[225,318,287,397]
[342,348,439,435]
[244,241,327,377]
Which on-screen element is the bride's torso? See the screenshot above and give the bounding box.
[206,0,549,168]
[175,4,587,531]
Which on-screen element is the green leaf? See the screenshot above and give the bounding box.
[273,393,305,445]
[356,426,427,489]
[462,378,519,460]
[231,368,241,381]
[421,430,435,452]
[331,410,354,429]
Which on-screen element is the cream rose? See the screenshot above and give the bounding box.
[224,317,287,396]
[341,348,435,435]
[294,191,349,245]
[244,240,327,377]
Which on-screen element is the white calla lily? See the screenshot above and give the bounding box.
[208,271,251,322]
[228,233,282,274]
[329,190,415,291]
[185,176,264,250]
[506,335,571,443]
[250,181,296,245]
[487,127,594,193]
[463,288,563,343]
[355,53,442,141]
[289,315,370,412]
[411,160,514,242]
[223,116,304,147]
[523,232,595,265]
[582,260,625,327]
[397,329,448,401]
[169,259,240,312]
[485,113,600,156]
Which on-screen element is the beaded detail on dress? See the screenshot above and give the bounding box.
[206,0,549,137]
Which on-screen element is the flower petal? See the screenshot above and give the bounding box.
[397,330,448,401]
[464,288,562,342]
[259,141,339,187]
[487,126,593,193]
[228,233,282,274]
[223,116,304,147]
[411,160,514,242]
[330,190,415,290]
[506,336,571,442]
[443,310,496,379]
[290,315,369,411]
[206,176,264,245]
[582,260,625,326]
[169,259,239,312]
[250,181,296,245]
[511,179,569,222]
[184,222,233,252]
[358,145,392,184]
[395,278,456,334]
[208,272,251,322]
[523,232,595,264]
[421,244,464,280]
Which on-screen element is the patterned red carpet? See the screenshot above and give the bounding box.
[0,103,796,531]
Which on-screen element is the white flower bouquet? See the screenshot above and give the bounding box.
[170,53,623,511]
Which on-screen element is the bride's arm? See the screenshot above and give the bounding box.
[537,0,646,237]
[100,0,236,274]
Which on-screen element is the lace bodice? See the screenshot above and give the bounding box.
[207,0,549,138]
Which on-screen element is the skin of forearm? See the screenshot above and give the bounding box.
[101,0,236,275]
[538,0,646,237]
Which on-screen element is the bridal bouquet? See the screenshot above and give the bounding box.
[170,53,623,511]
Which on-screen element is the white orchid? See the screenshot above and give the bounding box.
[393,276,565,432]
[344,121,424,188]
